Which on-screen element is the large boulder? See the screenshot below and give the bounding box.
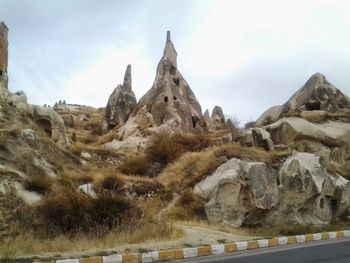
[267,152,350,225]
[133,31,203,133]
[194,158,280,227]
[256,73,350,126]
[195,152,350,226]
[102,64,137,131]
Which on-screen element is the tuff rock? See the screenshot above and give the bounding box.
[195,152,350,226]
[102,64,137,131]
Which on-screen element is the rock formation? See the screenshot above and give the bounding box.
[102,64,137,131]
[211,106,226,129]
[256,73,350,126]
[195,152,350,226]
[0,21,8,100]
[0,22,69,147]
[134,31,203,133]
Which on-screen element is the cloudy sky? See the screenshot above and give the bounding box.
[1,0,350,124]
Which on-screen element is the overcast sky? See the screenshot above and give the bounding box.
[1,0,350,124]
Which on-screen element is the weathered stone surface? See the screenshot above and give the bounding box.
[134,31,203,133]
[195,152,350,226]
[102,64,137,130]
[266,117,350,148]
[27,105,69,146]
[20,129,37,147]
[238,127,273,150]
[256,73,350,126]
[211,106,226,130]
[194,159,280,227]
[0,22,9,100]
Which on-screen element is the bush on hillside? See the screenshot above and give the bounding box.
[22,175,53,194]
[36,188,140,236]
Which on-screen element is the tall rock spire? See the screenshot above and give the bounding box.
[123,64,132,89]
[163,30,177,68]
[135,31,203,133]
[0,21,9,98]
[102,64,137,130]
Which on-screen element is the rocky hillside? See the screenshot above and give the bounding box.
[1,21,350,258]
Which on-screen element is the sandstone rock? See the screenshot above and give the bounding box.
[102,64,137,130]
[0,22,8,100]
[266,117,350,148]
[194,158,280,227]
[20,129,37,147]
[238,127,273,150]
[256,73,350,126]
[80,151,92,161]
[195,152,350,226]
[27,104,69,146]
[211,106,226,130]
[8,92,28,114]
[134,31,203,133]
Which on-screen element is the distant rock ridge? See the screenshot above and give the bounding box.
[102,64,137,131]
[256,73,350,126]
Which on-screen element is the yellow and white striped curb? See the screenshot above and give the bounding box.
[32,230,350,263]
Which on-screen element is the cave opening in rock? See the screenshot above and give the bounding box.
[0,70,2,76]
[305,101,321,111]
[173,96,177,100]
[173,78,180,86]
[164,96,168,103]
[35,119,52,137]
[192,116,196,128]
[320,198,324,209]
[170,65,176,75]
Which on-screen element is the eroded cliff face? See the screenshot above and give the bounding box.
[0,22,9,99]
[195,152,350,227]
[134,31,204,133]
[102,64,137,131]
[256,73,350,126]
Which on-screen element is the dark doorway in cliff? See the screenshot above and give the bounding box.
[192,116,196,129]
[173,96,177,101]
[0,70,2,76]
[173,78,180,86]
[319,198,324,209]
[305,101,321,111]
[35,119,52,137]
[164,96,168,103]
[331,199,338,215]
[170,66,176,75]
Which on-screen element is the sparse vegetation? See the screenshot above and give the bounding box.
[22,175,53,194]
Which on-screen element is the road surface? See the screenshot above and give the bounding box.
[181,239,350,263]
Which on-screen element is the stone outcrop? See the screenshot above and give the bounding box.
[0,22,69,147]
[27,105,70,146]
[0,22,8,100]
[102,64,137,131]
[195,152,350,226]
[256,73,350,126]
[211,106,226,129]
[133,31,203,133]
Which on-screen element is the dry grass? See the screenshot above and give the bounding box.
[0,217,182,259]
[158,143,290,191]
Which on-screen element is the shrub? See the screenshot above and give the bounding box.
[22,175,53,194]
[146,134,186,165]
[119,155,149,175]
[99,175,125,191]
[36,187,140,236]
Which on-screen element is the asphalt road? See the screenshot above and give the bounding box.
[181,239,350,263]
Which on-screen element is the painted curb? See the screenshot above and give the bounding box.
[31,230,350,263]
